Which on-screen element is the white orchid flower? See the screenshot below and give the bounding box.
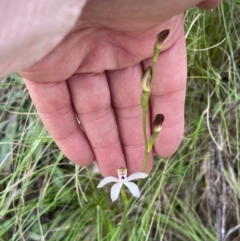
[97,167,148,202]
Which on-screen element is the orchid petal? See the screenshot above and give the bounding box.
[124,182,140,198]
[110,182,123,202]
[126,172,148,182]
[97,176,119,188]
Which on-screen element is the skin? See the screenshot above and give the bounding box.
[19,0,222,177]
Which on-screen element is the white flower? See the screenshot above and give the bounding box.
[97,167,148,202]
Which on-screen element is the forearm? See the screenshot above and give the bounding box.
[0,0,222,78]
[78,0,222,30]
[0,0,87,77]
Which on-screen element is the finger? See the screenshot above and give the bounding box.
[67,73,125,177]
[24,79,94,166]
[143,26,187,157]
[107,64,153,174]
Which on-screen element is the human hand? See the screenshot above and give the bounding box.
[19,0,222,176]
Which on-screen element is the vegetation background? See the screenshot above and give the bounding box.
[0,1,240,240]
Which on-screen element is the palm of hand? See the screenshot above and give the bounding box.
[20,15,187,176]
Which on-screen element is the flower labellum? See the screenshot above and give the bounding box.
[97,167,148,202]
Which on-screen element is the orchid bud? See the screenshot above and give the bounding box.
[155,30,170,50]
[141,67,152,92]
[153,114,165,133]
[147,114,165,152]
[153,29,170,63]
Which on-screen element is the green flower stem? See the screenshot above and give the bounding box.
[120,200,129,223]
[141,91,150,172]
[153,45,160,64]
[151,44,162,89]
[141,45,162,172]
[120,186,129,205]
[140,30,169,172]
[142,150,149,172]
[147,132,159,152]
[116,30,169,237]
[113,194,130,240]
